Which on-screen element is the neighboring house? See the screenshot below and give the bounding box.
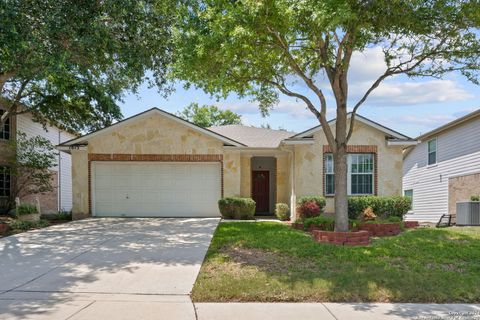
[0,110,76,214]
[403,109,480,223]
[57,108,416,220]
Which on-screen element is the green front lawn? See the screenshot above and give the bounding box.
[192,222,480,302]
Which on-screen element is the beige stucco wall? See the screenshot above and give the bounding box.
[71,149,89,219]
[294,121,404,213]
[223,151,241,197]
[449,172,480,216]
[276,154,291,205]
[240,155,252,197]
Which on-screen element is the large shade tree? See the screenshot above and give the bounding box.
[172,0,480,231]
[177,102,242,127]
[0,0,174,132]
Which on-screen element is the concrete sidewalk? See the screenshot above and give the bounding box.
[194,303,480,320]
[0,294,479,320]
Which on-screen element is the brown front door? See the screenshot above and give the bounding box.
[252,171,269,213]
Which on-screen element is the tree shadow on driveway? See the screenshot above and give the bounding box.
[0,217,219,319]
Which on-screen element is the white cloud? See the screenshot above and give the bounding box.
[392,114,456,127]
[348,47,389,84]
[220,99,331,120]
[350,79,473,106]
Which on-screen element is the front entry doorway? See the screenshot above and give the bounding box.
[252,170,270,213]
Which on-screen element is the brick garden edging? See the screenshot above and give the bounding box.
[358,223,401,237]
[0,222,9,234]
[291,223,304,230]
[404,221,419,229]
[312,230,370,246]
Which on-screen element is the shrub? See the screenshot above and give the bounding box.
[348,196,411,220]
[303,215,335,231]
[297,196,326,219]
[275,203,290,221]
[8,219,49,231]
[16,203,38,216]
[56,210,72,221]
[471,195,480,201]
[218,197,256,220]
[362,216,403,224]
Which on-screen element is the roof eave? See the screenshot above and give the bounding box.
[386,139,419,146]
[57,108,247,148]
[290,113,412,141]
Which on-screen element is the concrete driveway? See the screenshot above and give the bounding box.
[0,218,219,320]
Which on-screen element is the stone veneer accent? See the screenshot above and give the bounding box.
[322,145,378,197]
[86,153,224,217]
[448,172,480,216]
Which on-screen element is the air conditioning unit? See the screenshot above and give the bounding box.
[456,202,480,226]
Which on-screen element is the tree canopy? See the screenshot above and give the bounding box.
[177,103,242,127]
[0,0,175,132]
[172,0,480,231]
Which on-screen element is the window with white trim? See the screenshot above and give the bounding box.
[325,154,335,195]
[0,167,11,197]
[324,153,375,196]
[427,138,437,165]
[404,189,413,199]
[0,110,10,140]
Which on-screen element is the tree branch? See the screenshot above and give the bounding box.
[0,79,29,125]
[346,37,450,142]
[0,71,17,92]
[267,78,337,151]
[266,27,337,150]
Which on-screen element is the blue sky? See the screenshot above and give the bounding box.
[120,48,479,138]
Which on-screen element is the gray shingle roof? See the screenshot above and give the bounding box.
[208,125,296,148]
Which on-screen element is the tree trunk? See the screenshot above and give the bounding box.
[334,104,349,232]
[334,147,349,231]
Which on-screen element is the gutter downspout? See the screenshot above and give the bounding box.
[58,130,61,212]
[280,144,296,222]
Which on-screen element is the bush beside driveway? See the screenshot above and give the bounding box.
[192,222,480,303]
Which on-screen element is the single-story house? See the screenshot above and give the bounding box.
[403,108,480,223]
[57,108,416,220]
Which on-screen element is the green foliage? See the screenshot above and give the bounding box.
[173,1,479,112]
[348,196,412,220]
[177,103,242,127]
[56,210,72,221]
[8,219,49,231]
[173,0,479,231]
[194,223,480,302]
[297,196,326,209]
[471,195,480,201]
[1,0,175,132]
[218,197,256,220]
[16,203,38,216]
[274,203,290,221]
[362,216,403,224]
[303,215,335,231]
[4,132,57,211]
[296,196,326,220]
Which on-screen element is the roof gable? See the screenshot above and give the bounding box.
[58,108,246,148]
[288,113,413,141]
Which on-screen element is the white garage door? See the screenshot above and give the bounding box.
[92,161,221,217]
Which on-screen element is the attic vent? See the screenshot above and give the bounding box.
[456,202,480,226]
